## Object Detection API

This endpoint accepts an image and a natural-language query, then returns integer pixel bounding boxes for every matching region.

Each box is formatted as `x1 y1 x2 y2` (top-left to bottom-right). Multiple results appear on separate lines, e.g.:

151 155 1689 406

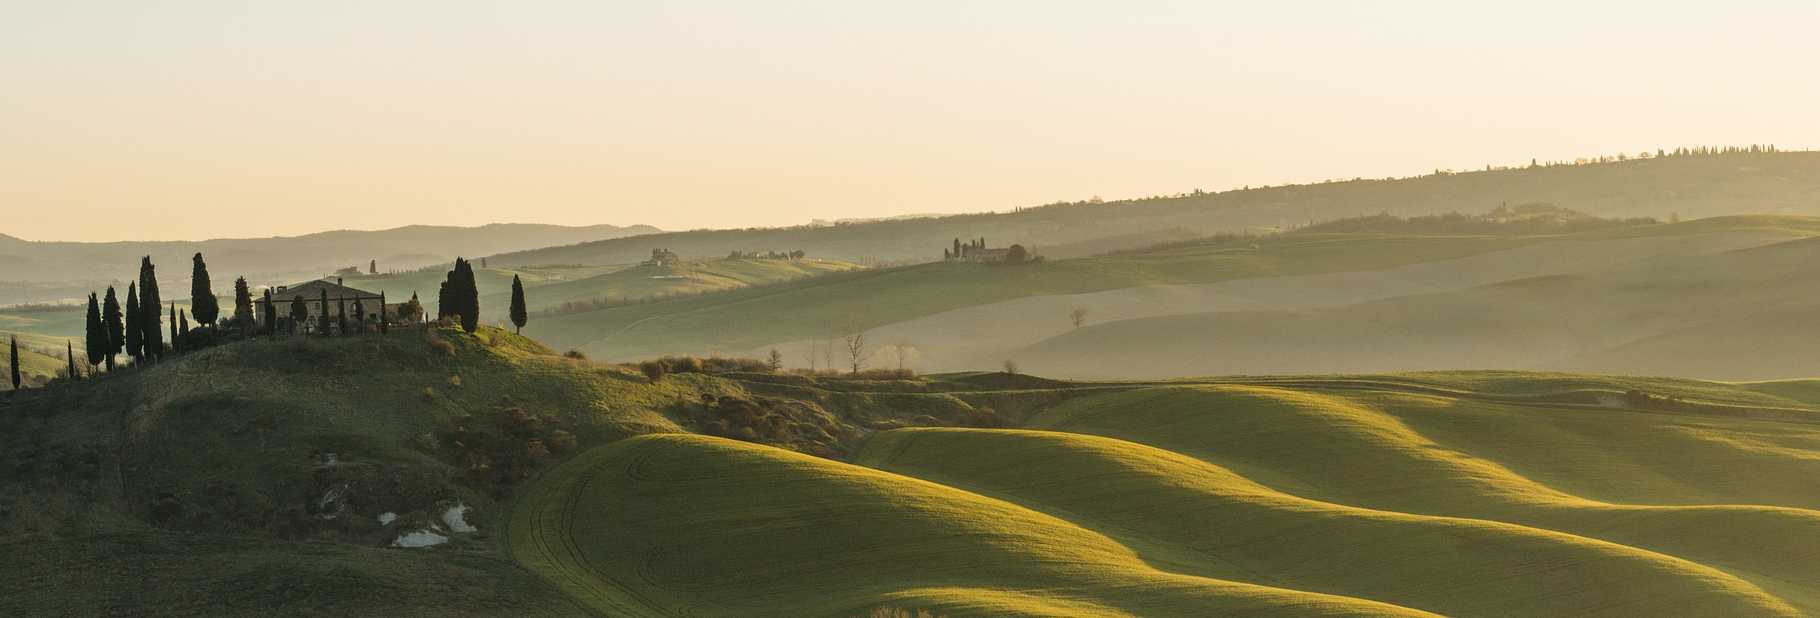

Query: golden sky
3 1 1816 241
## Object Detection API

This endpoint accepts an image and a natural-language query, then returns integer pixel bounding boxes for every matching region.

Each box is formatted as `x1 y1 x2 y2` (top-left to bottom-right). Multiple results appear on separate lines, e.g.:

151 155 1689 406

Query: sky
3 0 1817 242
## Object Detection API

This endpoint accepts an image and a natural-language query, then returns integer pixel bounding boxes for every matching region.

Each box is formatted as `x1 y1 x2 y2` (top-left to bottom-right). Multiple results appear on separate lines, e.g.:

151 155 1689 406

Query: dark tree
8 336 18 391
953 238 962 257
436 280 450 320
231 277 253 326
290 295 308 333
261 289 276 334
190 253 219 328
168 304 178 353
179 309 190 336
319 289 330 335
84 293 104 373
67 341 77 380
337 297 348 335
102 287 123 370
1007 244 1029 263
139 257 163 360
509 274 528 334
369 259 377 274
125 283 142 362
378 291 390 335
443 258 479 333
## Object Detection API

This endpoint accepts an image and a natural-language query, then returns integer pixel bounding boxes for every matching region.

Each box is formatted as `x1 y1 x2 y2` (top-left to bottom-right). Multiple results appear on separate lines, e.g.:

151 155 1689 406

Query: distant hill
0 223 661 301
490 150 1820 268
519 214 1820 381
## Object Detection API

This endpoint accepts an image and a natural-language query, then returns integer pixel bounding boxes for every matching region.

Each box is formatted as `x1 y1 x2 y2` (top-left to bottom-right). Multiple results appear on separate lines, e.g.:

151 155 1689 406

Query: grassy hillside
525 216 1820 379
511 373 1820 618
2 329 80 385
11 324 1820 616
491 150 1820 268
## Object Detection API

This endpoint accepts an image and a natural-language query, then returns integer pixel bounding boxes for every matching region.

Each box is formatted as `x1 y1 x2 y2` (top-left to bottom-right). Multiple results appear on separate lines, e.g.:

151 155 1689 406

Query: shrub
548 430 578 453
447 375 462 388
425 330 456 357
850 368 919 380
862 609 945 618
423 387 437 400
640 361 667 383
564 349 588 360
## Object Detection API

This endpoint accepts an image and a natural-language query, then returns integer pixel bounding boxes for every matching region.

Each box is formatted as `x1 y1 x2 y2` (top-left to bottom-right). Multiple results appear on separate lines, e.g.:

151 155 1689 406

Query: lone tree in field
1071 308 1087 328
8 336 18 391
124 283 142 363
509 274 528 334
767 348 783 371
138 257 163 360
190 253 218 328
369 259 377 274
103 287 123 370
66 341 77 380
843 317 871 374
231 277 253 326
84 293 104 373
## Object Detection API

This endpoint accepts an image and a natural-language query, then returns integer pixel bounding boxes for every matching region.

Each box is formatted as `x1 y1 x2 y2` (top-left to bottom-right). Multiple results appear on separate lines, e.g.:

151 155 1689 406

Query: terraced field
509 374 1820 618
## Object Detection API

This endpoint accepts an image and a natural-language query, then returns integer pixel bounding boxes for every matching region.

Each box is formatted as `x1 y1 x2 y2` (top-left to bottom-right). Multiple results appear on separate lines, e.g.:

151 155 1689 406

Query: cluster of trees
726 250 807 260
1297 203 1658 236
433 257 528 334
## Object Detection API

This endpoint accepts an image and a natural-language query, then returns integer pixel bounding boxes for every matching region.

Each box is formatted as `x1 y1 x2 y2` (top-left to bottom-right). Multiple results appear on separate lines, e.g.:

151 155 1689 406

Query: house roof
272 279 384 302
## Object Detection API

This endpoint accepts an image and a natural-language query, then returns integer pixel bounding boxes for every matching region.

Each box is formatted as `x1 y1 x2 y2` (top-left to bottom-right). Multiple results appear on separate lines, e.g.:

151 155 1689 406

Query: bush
548 430 578 453
425 330 456 357
564 349 588 360
640 361 668 383
849 368 919 380
861 609 945 618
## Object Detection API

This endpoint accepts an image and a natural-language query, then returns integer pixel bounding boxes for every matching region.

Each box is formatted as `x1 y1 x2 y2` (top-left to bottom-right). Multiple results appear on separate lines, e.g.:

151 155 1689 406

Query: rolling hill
522 214 1820 381
8 326 1820 616
488 150 1820 268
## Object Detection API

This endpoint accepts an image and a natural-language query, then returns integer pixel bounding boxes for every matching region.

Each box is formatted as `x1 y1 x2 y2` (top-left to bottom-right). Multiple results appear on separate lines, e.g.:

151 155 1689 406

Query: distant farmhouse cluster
641 248 810 267
944 238 1040 263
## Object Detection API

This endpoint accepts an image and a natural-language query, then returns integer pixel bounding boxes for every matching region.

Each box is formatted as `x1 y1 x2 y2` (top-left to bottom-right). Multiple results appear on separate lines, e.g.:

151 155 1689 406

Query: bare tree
767 348 784 372
817 338 837 374
888 341 920 370
1070 308 1087 328
802 342 818 372
1003 359 1019 375
843 317 871 374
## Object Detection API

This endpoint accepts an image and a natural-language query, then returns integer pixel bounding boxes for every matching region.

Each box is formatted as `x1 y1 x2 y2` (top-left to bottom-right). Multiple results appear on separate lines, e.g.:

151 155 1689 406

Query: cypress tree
290 295 308 333
509 274 527 334
168 304 178 353
261 289 275 333
232 277 253 326
139 257 163 360
67 341 77 380
180 309 190 336
103 287 123 370
190 253 219 328
369 259 376 274
124 283 142 363
337 297 348 335
436 280 450 320
84 293 103 373
319 289 330 335
8 336 18 391
456 258 479 333
378 291 390 335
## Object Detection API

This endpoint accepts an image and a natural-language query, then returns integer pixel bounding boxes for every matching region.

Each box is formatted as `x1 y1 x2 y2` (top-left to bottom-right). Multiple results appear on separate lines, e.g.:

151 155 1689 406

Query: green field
509 375 1820 618
11 323 1820 617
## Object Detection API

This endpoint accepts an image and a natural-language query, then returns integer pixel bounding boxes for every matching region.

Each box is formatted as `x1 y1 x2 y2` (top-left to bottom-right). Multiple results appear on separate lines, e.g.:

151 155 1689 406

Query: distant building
641 249 682 267
943 238 1036 263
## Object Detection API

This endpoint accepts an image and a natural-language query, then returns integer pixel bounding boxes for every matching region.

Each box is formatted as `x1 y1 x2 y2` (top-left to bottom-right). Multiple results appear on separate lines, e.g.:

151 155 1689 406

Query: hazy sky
4 1 1816 242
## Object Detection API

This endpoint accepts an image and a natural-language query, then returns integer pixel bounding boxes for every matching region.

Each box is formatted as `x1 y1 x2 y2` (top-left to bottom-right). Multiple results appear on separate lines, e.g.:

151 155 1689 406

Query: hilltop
489 150 1820 267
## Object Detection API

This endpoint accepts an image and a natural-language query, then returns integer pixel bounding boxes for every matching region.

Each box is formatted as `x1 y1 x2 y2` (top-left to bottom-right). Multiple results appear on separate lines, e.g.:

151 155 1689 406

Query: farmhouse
641 249 682 267
269 278 399 322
